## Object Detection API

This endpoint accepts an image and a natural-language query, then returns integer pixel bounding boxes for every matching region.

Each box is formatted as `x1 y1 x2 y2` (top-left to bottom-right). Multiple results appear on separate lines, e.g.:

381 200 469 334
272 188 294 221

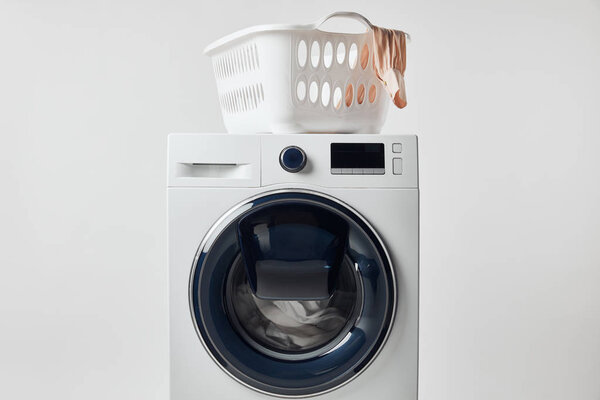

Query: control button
363 168 374 175
392 143 402 153
331 168 342 175
352 168 364 175
279 146 307 173
393 158 403 175
373 168 385 175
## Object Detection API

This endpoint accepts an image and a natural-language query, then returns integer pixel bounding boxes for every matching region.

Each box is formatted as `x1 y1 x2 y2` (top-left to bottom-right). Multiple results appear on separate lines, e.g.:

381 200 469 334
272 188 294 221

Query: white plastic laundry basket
204 12 396 134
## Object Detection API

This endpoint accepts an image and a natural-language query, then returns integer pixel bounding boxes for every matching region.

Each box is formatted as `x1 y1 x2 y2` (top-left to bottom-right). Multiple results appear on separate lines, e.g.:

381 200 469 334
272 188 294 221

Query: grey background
1 0 599 399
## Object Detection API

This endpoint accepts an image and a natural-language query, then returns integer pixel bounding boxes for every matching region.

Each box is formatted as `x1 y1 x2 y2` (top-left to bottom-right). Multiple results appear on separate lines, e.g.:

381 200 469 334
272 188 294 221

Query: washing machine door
190 191 396 397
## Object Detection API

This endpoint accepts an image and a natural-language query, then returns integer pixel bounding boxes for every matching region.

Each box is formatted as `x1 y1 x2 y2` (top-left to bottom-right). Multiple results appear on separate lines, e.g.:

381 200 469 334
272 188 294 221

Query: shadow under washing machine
168 133 418 399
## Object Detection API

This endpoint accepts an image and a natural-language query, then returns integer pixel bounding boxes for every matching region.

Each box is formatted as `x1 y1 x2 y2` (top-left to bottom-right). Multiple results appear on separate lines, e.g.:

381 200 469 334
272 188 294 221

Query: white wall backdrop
1 0 599 399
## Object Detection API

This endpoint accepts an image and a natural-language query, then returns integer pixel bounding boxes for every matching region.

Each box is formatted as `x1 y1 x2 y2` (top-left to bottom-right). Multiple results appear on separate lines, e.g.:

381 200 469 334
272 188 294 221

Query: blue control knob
279 146 307 173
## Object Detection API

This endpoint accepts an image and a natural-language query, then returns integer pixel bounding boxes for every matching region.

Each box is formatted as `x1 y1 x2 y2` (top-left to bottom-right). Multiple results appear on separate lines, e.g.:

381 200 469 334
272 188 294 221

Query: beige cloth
371 26 407 108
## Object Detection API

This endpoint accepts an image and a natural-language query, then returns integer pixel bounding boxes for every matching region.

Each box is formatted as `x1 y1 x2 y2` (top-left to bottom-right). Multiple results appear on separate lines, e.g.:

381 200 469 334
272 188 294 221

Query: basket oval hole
309 81 319 103
369 84 377 103
336 42 346 64
323 41 333 68
296 80 306 101
357 84 366 104
333 86 343 109
348 43 358 69
310 41 320 68
297 40 307 68
360 44 369 70
321 82 331 107
345 84 354 107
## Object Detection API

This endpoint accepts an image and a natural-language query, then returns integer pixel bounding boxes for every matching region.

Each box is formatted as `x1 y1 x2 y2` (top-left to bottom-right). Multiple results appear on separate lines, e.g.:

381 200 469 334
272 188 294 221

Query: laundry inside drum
225 255 363 360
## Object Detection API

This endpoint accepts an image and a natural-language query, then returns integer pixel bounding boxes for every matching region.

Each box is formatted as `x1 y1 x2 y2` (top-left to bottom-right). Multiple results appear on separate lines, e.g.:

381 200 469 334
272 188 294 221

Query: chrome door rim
188 188 397 398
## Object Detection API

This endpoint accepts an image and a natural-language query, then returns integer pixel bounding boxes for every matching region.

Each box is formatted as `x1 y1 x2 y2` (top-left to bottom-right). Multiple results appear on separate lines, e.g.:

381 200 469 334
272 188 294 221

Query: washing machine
168 133 418 399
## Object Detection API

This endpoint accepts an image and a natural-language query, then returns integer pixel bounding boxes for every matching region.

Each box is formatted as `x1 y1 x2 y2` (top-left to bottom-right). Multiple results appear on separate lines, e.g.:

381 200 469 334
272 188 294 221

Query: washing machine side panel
168 187 267 400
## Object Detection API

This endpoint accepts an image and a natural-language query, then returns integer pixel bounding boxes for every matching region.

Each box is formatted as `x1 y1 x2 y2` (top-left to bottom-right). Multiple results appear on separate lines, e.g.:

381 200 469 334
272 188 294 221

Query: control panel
168 134 417 189
262 135 416 188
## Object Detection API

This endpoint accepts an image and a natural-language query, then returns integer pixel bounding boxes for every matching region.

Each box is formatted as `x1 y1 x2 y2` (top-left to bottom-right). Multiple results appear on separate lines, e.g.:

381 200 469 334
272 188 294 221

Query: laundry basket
204 12 400 134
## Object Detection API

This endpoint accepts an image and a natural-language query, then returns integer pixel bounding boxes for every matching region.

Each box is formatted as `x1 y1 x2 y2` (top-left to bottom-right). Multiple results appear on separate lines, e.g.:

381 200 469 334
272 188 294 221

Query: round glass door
190 191 396 397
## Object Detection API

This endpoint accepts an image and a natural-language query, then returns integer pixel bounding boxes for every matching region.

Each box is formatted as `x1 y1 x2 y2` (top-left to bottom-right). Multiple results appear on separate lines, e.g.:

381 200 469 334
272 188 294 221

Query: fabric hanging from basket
371 27 408 109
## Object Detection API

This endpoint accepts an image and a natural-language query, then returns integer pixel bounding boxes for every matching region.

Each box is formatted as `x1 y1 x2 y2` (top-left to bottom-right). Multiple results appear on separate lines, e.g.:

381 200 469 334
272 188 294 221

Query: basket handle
314 11 374 31
314 12 411 40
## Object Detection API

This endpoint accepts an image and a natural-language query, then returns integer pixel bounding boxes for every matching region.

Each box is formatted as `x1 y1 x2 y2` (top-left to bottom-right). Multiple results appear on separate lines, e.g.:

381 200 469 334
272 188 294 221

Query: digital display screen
330 143 385 169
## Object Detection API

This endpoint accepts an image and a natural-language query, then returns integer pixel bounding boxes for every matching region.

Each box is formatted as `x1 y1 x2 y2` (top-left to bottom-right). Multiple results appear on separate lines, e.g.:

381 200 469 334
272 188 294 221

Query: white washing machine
168 133 418 399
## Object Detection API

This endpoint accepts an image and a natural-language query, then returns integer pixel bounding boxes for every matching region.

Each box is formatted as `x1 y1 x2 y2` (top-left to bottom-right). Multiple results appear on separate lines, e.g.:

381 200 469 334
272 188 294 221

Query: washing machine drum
190 192 396 397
